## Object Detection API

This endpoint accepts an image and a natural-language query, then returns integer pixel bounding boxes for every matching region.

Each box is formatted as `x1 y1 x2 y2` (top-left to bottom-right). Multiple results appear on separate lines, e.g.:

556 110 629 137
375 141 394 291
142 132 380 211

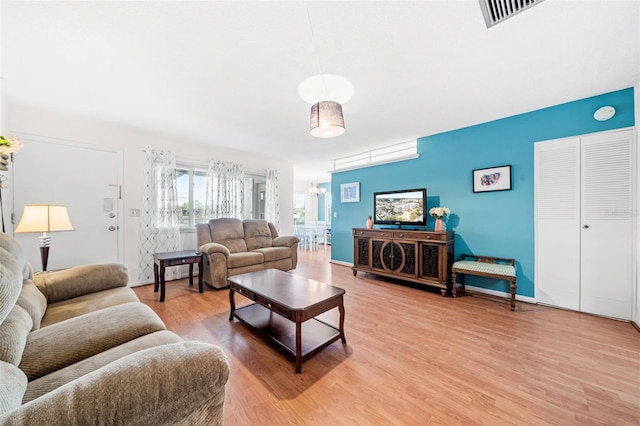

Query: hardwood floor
134 248 640 425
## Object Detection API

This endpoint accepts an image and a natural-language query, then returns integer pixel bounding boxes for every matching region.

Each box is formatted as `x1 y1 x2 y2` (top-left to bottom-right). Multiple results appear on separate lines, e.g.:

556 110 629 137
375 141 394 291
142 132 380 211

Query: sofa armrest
1 341 230 426
32 263 128 303
200 242 231 257
273 236 299 248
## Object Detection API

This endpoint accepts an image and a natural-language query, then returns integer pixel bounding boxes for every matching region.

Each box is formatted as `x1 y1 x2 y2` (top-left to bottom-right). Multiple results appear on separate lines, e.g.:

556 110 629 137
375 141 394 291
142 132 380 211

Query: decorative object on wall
429 206 450 232
310 101 346 138
473 165 512 193
593 106 616 121
340 182 360 203
14 204 75 271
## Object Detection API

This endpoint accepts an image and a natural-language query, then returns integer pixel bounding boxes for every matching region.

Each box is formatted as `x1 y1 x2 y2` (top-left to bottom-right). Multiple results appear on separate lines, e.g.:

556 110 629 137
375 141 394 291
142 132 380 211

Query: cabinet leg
510 281 517 311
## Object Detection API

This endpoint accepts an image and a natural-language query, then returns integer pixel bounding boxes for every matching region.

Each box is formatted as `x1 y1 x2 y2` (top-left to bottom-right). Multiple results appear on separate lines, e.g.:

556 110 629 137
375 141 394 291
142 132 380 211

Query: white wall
8 104 295 284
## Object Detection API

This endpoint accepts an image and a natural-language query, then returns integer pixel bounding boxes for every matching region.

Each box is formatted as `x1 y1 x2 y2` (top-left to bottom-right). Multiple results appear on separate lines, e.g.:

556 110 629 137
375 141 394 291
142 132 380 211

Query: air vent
479 0 545 28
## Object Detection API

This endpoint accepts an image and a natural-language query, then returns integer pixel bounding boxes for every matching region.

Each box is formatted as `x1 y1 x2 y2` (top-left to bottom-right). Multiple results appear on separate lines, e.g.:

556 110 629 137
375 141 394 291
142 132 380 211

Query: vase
435 218 445 232
366 217 373 229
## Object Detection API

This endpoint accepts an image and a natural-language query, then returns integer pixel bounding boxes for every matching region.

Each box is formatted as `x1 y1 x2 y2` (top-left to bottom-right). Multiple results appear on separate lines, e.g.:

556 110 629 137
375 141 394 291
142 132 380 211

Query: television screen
373 188 426 227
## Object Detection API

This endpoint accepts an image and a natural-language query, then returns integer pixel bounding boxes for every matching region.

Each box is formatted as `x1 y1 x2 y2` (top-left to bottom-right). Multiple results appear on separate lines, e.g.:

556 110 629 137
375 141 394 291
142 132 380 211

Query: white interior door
11 136 122 271
535 129 635 321
580 130 634 320
535 137 581 310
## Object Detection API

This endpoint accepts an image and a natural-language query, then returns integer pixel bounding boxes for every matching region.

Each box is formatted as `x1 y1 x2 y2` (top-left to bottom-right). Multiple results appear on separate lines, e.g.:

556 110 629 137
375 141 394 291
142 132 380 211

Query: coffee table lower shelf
233 303 342 370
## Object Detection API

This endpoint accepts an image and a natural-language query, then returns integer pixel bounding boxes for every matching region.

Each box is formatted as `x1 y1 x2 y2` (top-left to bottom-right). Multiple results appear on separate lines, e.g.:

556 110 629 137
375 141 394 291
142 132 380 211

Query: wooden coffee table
228 269 346 373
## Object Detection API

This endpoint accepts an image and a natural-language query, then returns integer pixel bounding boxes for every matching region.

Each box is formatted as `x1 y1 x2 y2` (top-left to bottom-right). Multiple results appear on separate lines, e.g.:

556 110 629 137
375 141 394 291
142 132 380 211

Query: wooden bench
451 254 517 311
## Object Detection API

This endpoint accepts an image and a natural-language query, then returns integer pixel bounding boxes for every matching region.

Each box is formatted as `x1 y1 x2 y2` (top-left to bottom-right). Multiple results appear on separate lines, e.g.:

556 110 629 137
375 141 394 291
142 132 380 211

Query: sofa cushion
16 280 47 330
0 305 33 366
227 252 264 269
0 247 22 326
0 361 27 416
33 263 129 304
23 330 183 403
0 232 31 281
20 302 166 380
209 218 247 253
41 286 140 328
244 220 274 251
253 246 292 263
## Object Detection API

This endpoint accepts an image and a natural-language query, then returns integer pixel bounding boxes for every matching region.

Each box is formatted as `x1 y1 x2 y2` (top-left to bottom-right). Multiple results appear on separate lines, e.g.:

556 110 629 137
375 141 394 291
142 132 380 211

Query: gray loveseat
196 218 299 289
0 232 229 425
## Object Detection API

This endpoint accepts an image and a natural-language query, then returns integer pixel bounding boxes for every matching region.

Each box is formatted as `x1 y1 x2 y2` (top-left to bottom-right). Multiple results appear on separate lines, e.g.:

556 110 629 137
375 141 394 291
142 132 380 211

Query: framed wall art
340 182 360 203
473 165 512 193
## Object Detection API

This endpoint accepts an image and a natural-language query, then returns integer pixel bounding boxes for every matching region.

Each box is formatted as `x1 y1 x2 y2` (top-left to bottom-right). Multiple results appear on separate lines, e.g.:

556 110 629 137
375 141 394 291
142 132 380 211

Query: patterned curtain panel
138 149 181 283
265 168 280 231
204 160 245 219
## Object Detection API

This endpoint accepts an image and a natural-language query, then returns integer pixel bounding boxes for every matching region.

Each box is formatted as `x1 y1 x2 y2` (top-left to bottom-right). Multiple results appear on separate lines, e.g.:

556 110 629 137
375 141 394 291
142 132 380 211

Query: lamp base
40 246 50 272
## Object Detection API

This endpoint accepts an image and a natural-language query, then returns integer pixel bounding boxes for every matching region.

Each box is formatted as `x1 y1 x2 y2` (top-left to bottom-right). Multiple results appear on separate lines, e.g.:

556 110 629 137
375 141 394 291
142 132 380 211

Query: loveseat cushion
243 220 273 250
16 280 47 330
23 330 183 403
0 247 22 326
19 302 166 380
253 246 291 263
0 305 32 366
227 251 264 269
41 286 140 328
0 361 27 416
208 218 247 253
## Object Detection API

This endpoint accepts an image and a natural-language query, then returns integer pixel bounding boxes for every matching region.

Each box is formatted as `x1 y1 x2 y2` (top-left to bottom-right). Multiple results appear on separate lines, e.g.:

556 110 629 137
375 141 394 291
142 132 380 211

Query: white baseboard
465 285 536 304
330 260 353 268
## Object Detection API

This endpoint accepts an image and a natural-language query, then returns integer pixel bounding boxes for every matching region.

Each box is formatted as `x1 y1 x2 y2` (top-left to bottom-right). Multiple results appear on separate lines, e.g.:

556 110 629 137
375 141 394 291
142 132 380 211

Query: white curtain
204 160 245 219
138 149 181 283
265 168 280 230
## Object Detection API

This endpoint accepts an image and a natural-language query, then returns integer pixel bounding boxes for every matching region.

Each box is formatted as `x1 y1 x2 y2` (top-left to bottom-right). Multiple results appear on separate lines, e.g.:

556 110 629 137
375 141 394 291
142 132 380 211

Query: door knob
582 224 590 229
108 226 118 231
108 213 116 218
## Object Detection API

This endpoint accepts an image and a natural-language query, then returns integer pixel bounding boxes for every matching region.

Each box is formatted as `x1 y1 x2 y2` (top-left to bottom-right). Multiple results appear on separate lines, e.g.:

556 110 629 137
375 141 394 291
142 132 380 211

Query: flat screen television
373 188 426 227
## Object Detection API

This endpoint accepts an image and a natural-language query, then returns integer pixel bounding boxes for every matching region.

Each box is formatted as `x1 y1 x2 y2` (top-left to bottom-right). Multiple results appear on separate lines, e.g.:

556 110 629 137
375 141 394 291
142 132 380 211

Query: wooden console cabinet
352 228 457 296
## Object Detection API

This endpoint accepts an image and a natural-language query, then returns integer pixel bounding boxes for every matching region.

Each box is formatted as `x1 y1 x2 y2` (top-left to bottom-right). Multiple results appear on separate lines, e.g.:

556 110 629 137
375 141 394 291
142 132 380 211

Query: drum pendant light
310 100 345 138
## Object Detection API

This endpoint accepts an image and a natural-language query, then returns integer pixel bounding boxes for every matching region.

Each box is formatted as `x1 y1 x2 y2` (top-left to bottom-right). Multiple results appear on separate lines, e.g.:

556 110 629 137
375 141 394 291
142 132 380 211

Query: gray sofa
0 232 229 425
196 218 299 289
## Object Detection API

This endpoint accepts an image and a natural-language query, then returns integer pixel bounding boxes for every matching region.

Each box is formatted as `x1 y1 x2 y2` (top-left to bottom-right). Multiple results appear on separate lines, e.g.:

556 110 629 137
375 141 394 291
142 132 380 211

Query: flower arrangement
0 136 22 154
429 206 450 219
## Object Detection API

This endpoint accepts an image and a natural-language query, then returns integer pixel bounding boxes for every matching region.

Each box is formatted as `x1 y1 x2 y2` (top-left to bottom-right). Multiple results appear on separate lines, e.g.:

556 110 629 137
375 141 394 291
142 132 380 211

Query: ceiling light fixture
310 101 345 138
304 6 347 139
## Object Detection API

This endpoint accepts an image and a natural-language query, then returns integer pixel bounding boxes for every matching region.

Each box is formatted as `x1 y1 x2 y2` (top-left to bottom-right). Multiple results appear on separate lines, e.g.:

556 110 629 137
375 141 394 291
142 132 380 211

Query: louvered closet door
535 129 634 320
534 137 581 311
580 130 633 320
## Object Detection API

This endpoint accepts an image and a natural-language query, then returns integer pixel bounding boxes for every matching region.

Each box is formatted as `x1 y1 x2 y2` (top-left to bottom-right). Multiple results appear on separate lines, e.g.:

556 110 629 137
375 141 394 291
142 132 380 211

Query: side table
153 250 204 302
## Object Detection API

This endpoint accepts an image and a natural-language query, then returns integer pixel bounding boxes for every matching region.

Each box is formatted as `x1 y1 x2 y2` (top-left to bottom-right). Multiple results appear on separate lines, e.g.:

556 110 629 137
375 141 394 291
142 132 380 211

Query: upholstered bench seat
452 255 517 311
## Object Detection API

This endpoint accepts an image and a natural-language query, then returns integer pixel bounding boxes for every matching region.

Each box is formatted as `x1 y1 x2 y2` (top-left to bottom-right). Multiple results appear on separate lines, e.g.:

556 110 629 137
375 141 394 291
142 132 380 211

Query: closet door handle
582 224 590 229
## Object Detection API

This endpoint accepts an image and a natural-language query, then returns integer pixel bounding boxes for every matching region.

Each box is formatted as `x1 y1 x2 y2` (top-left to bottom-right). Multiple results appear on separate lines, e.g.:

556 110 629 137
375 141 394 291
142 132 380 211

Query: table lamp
14 204 74 271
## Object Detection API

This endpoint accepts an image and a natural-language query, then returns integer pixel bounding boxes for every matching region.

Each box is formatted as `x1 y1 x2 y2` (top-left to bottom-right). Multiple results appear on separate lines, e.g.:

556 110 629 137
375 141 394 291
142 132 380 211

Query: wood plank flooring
133 248 640 425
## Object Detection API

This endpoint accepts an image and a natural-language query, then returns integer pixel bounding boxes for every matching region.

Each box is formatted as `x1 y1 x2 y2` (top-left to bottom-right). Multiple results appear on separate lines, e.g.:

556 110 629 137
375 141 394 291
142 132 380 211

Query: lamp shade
310 101 345 138
14 205 74 233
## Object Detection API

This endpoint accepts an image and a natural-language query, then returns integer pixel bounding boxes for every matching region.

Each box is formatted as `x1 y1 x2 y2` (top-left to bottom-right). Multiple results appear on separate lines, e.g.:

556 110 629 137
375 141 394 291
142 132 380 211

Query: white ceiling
2 1 639 182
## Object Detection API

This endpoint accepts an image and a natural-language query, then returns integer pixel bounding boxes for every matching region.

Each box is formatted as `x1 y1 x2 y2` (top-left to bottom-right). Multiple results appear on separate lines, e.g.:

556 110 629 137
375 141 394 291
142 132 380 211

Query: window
244 173 266 220
176 164 266 228
176 165 208 227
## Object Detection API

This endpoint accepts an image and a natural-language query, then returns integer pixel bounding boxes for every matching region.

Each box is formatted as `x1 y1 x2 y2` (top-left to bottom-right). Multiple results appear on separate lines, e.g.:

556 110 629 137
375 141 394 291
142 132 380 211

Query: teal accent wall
331 87 635 298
